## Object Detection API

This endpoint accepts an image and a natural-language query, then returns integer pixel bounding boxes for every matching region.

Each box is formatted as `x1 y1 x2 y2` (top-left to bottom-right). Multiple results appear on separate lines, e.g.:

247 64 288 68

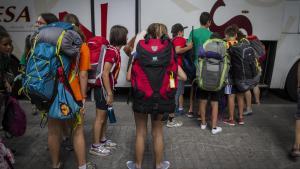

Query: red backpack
87 36 109 87
131 36 178 114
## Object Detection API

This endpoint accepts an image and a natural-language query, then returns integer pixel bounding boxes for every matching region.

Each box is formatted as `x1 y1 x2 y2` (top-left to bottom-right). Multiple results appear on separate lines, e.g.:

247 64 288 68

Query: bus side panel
270 34 300 89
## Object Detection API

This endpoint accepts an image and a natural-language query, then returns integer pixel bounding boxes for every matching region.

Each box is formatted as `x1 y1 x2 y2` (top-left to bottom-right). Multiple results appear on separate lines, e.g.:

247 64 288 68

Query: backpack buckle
152 103 159 113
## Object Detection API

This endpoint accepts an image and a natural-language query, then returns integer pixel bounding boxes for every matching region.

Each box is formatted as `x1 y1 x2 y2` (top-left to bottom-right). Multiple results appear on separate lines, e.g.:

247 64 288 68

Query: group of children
165 12 261 137
0 10 264 169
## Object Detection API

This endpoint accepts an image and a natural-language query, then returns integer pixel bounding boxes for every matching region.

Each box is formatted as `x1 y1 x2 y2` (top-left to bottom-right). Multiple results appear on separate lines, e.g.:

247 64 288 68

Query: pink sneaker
223 119 236 126
238 118 245 125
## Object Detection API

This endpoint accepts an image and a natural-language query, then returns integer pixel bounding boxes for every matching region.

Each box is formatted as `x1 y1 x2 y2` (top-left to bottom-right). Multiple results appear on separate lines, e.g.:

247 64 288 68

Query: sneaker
211 127 222 134
200 123 207 130
126 161 141 169
185 112 194 118
223 119 236 126
176 109 185 116
243 109 253 116
89 145 110 156
52 162 64 169
157 161 170 169
238 118 245 125
289 147 300 161
102 139 117 149
166 118 183 128
86 162 97 169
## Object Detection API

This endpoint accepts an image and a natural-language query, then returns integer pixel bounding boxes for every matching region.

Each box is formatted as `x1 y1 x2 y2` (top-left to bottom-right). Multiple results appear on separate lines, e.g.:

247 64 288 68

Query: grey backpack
196 39 229 91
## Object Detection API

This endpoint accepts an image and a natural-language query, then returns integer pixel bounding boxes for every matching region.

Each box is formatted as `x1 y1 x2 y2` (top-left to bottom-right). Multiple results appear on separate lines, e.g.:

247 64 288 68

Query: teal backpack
21 22 82 125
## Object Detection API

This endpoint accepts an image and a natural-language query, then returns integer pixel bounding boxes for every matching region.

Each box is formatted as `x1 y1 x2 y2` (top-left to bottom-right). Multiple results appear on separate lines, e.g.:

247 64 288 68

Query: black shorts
196 89 221 101
94 87 108 110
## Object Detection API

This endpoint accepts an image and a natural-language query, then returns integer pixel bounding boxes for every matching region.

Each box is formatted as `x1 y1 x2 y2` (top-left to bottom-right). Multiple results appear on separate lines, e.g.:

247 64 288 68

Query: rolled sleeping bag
32 22 82 58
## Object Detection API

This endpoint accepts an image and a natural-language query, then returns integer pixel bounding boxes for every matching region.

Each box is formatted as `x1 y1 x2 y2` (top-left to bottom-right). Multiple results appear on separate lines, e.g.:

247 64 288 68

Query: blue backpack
21 22 82 123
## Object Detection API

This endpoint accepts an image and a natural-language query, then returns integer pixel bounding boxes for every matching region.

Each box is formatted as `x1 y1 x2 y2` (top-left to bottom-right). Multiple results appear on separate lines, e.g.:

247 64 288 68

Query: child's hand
5 81 12 93
80 99 86 115
106 94 114 106
187 42 193 49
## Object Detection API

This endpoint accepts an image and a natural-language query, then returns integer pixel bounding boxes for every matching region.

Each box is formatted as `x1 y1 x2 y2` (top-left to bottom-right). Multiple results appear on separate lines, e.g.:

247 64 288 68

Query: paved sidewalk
3 100 300 169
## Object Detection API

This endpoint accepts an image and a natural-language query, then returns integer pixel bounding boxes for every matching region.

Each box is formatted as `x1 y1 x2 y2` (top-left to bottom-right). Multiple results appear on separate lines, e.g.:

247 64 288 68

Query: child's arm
175 42 193 54
126 63 132 81
102 62 114 105
79 70 88 101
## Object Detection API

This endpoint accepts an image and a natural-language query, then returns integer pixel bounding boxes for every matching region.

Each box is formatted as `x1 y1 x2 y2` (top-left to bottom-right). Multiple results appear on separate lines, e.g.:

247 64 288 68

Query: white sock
92 143 101 148
78 164 86 169
53 162 61 169
100 137 107 142
178 107 184 111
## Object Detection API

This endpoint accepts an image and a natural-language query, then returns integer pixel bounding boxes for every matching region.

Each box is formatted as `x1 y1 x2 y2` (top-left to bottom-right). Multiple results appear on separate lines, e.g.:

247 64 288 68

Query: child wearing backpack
197 32 226 134
0 31 14 120
126 23 173 169
187 12 212 118
166 23 192 128
89 25 128 157
29 13 96 169
223 25 250 126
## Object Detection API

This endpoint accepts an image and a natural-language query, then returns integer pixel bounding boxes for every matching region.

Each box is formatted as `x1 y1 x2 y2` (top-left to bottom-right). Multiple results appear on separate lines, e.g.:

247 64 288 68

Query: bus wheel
285 62 298 101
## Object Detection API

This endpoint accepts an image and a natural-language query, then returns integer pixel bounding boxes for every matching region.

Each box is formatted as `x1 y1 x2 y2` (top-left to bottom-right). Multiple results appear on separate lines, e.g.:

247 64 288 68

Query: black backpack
228 38 260 91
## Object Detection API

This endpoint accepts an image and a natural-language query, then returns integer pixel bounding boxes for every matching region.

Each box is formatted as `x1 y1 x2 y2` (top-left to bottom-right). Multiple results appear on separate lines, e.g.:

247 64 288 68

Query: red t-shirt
172 36 186 66
103 45 121 85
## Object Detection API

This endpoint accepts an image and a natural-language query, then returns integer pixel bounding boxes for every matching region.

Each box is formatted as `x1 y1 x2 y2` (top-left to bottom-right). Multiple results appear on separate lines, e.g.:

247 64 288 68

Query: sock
53 162 61 169
168 116 174 122
213 127 216 130
178 107 184 111
100 140 107 144
78 164 86 169
100 137 107 142
92 143 101 148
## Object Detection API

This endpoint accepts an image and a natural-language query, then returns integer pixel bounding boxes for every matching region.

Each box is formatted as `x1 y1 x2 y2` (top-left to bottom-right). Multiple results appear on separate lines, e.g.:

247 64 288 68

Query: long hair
147 23 168 39
109 25 128 47
40 13 58 24
63 13 86 42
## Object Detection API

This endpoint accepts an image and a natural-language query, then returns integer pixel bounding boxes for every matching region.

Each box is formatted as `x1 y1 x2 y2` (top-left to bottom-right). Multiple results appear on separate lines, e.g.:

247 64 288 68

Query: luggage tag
169 72 175 89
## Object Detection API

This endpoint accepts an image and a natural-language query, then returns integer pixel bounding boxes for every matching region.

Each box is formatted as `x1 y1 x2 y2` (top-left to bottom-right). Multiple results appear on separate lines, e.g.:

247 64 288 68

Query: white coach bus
1 0 299 100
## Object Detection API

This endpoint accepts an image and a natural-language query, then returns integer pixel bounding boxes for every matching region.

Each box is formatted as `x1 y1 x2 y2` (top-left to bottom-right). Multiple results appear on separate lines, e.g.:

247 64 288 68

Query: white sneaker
102 139 117 149
243 108 253 116
211 127 222 134
166 118 183 128
200 123 207 130
158 161 170 169
89 145 111 156
126 161 141 169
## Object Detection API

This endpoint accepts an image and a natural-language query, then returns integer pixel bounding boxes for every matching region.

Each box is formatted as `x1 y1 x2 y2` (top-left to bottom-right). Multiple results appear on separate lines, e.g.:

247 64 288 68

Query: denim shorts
176 80 185 95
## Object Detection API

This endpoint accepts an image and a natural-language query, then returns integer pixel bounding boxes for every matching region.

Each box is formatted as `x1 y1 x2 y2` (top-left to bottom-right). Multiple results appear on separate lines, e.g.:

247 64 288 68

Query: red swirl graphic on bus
210 0 253 37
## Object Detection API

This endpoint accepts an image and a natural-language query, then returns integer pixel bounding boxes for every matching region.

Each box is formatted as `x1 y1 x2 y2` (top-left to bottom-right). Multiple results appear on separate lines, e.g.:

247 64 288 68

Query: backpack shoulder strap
95 44 107 78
